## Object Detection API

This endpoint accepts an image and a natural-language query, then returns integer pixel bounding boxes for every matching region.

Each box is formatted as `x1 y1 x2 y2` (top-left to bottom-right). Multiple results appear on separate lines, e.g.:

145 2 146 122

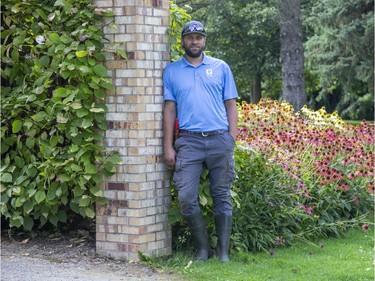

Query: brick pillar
94 0 171 261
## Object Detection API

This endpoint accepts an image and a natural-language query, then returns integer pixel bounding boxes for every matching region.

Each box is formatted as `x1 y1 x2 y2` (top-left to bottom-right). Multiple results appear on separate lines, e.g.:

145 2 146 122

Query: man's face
181 34 206 58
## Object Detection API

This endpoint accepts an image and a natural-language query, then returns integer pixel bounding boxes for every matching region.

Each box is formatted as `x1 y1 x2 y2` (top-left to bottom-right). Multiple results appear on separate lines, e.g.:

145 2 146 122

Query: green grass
154 227 374 281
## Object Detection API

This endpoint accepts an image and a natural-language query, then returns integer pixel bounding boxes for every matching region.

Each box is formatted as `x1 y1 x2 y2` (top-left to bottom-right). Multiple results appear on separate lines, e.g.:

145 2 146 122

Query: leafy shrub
234 99 374 250
1 0 122 231
231 147 312 252
168 1 192 62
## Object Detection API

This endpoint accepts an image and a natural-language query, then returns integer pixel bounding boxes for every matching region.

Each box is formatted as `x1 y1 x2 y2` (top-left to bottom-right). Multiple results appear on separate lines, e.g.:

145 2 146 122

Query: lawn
154 226 374 281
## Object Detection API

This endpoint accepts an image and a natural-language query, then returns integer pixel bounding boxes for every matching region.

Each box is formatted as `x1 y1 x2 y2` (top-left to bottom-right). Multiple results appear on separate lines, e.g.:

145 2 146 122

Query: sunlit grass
154 226 374 281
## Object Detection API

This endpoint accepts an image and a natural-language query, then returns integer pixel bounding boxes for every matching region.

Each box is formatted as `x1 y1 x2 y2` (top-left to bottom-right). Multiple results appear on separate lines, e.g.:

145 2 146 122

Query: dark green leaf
85 164 98 174
35 190 46 204
93 64 108 77
31 112 46 122
85 207 95 218
107 154 122 164
1 173 12 183
23 217 34 231
12 120 22 133
59 174 71 182
48 32 61 44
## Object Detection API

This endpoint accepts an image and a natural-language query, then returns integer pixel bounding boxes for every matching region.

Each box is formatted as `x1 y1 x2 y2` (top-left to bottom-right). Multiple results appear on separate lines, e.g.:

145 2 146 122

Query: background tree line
175 0 374 120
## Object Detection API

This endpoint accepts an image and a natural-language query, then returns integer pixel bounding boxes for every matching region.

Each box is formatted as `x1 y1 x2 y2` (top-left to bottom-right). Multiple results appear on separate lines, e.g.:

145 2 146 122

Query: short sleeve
222 63 238 101
163 65 176 102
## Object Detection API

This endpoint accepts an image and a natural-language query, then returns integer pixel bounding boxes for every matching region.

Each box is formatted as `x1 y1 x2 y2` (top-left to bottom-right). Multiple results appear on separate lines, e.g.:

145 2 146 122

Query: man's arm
224 98 238 140
163 100 177 166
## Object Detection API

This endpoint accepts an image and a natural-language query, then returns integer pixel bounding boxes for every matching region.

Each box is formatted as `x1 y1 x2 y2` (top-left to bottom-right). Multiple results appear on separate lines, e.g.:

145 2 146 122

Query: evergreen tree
304 0 374 120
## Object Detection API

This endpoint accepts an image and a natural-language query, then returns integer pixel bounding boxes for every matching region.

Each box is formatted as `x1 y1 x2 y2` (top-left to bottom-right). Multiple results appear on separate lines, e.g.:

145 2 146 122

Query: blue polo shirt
163 53 238 132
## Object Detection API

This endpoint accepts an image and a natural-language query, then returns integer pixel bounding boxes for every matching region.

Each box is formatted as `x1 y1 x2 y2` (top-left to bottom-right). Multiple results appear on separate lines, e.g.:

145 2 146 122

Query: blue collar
181 52 211 68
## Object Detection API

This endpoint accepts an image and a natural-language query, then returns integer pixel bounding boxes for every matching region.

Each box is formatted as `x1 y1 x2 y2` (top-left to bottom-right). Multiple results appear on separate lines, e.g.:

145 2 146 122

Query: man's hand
164 146 176 166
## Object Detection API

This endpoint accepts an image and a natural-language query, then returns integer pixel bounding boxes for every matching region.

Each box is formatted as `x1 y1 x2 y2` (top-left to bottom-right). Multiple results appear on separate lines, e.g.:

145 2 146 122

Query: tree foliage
176 0 373 119
168 1 192 61
304 0 374 120
206 0 281 103
1 0 122 231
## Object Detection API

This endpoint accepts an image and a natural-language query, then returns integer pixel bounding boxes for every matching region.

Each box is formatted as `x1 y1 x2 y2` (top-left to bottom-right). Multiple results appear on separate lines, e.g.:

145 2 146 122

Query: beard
183 44 205 58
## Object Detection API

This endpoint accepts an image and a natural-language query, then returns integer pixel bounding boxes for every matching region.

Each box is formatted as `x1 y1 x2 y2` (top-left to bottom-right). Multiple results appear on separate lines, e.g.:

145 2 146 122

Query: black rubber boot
184 212 212 261
215 215 232 262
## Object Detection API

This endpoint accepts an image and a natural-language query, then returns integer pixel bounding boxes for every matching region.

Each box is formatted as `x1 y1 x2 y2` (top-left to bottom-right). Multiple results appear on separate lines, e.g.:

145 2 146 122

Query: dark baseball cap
181 21 206 37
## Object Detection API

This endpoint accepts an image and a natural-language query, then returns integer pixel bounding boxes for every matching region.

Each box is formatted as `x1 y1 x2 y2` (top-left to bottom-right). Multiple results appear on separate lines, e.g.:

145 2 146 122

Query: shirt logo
206 69 213 77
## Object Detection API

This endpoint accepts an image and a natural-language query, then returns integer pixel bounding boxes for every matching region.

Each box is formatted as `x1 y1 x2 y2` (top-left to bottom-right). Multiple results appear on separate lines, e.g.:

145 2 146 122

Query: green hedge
1 0 122 231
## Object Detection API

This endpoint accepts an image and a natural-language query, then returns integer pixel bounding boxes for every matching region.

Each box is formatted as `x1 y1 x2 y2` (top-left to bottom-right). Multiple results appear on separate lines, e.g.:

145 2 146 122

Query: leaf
49 214 59 225
99 81 114 90
60 34 72 44
85 207 95 218
57 210 67 222
11 3 28 13
53 87 67 98
12 120 22 133
104 162 116 174
26 167 37 177
89 107 105 113
50 135 59 147
108 154 123 164
31 112 46 122
35 190 46 204
11 48 19 62
97 197 108 205
69 144 80 153
93 64 108 77
94 89 105 99
56 114 68 123
14 175 27 185
81 119 92 128
23 216 34 231
73 186 85 197
116 49 128 60
1 173 12 183
25 138 35 149
70 102 82 109
48 13 56 21
26 94 37 103
48 32 61 44
33 86 44 95
85 164 98 174
70 163 81 172
88 58 96 66
79 197 91 207
59 174 71 182
20 238 29 244
10 215 23 228
78 65 90 74
77 108 89 117
199 195 208 206
90 187 102 197
75 50 88 58
54 0 64 6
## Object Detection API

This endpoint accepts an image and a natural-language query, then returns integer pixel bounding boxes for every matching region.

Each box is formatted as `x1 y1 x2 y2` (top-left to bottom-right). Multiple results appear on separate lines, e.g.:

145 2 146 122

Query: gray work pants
173 131 236 217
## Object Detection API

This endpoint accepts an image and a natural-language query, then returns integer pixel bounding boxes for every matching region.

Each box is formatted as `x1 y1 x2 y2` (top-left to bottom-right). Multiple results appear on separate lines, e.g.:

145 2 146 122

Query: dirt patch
1 231 182 281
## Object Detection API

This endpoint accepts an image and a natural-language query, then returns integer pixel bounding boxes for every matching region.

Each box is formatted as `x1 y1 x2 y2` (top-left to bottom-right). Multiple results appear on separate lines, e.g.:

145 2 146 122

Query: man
163 21 238 262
